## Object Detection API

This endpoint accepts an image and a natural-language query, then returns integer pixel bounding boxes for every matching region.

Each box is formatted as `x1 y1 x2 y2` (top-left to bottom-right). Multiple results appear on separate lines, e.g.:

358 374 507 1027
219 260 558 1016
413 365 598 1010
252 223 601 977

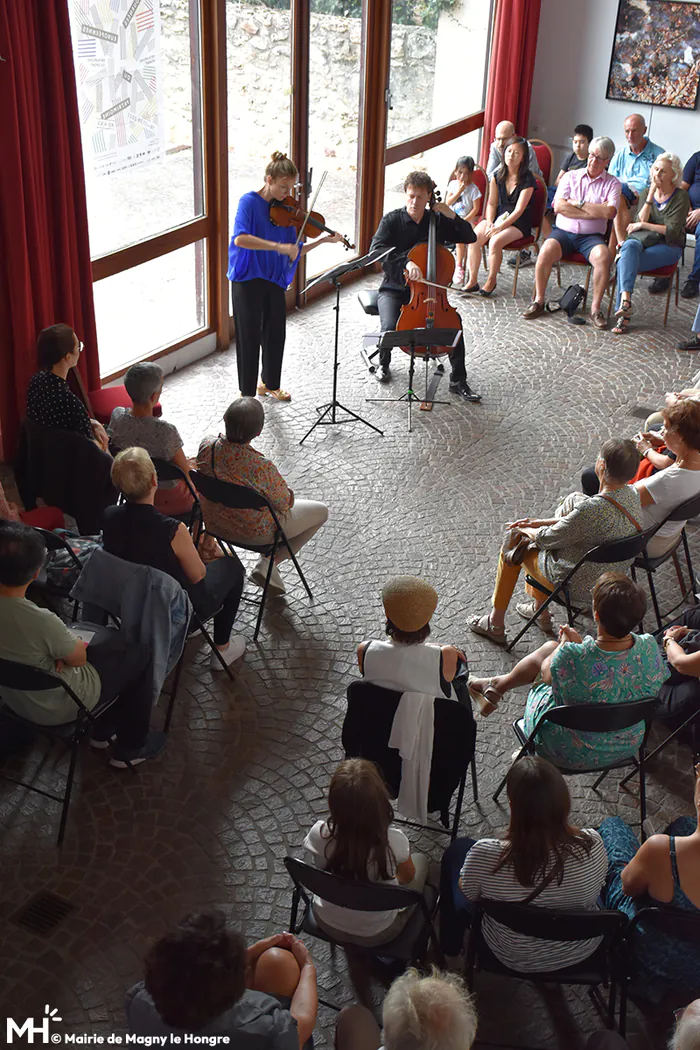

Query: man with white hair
522 136 620 329
335 968 477 1050
609 113 664 250
485 120 542 180
672 1001 700 1050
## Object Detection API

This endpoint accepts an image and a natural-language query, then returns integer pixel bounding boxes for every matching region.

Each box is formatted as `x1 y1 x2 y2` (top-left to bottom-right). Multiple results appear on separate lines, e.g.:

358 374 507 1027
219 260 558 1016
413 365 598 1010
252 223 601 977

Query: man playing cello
369 171 480 401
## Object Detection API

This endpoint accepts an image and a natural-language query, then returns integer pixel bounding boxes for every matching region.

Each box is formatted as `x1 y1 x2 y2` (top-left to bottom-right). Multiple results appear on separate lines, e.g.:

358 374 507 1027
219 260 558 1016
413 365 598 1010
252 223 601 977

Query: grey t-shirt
108 408 183 461
125 983 299 1050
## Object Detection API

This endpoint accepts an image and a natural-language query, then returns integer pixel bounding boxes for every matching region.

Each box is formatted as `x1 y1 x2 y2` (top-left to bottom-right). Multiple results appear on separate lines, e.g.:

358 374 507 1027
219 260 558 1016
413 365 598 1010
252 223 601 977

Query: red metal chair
530 139 554 186
509 176 548 297
471 163 489 221
607 261 680 327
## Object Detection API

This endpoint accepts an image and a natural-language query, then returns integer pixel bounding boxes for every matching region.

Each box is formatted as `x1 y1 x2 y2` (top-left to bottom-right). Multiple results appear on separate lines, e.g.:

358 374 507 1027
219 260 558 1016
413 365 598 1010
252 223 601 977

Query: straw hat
382 576 438 633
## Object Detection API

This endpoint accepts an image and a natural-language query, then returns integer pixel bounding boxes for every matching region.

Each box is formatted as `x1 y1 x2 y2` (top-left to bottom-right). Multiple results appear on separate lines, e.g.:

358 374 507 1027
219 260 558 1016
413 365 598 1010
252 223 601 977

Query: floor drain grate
10 891 75 935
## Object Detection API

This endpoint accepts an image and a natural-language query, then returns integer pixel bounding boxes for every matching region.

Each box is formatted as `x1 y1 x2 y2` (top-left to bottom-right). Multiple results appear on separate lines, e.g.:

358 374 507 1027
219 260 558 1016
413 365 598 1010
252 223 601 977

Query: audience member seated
0 522 163 767
522 136 619 330
678 302 700 352
196 397 328 595
445 155 482 287
108 362 193 516
609 113 664 251
679 148 700 300
303 758 430 945
612 153 690 335
358 576 468 700
126 909 317 1047
439 756 608 962
335 969 477 1050
600 766 700 1000
468 439 642 644
465 138 535 296
654 615 700 740
468 572 665 770
0 479 64 530
104 448 246 668
542 123 593 237
26 324 109 452
484 120 542 180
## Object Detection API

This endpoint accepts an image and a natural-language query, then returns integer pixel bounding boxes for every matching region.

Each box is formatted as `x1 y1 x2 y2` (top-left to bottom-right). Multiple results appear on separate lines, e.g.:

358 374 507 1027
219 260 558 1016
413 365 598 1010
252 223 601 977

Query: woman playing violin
369 170 479 401
229 152 343 401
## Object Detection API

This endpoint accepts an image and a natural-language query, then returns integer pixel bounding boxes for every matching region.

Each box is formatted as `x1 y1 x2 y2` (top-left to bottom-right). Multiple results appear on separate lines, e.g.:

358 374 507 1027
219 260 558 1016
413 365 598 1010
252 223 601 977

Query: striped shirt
459 831 608 971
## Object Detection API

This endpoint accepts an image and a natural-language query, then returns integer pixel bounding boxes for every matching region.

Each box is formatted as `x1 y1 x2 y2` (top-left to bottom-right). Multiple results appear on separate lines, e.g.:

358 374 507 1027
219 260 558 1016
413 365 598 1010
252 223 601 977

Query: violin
270 196 355 251
396 185 463 358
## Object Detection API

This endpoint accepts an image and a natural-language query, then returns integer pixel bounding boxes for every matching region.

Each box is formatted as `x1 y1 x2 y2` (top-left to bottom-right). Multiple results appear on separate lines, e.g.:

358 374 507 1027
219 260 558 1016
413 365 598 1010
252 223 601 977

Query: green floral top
523 634 667 769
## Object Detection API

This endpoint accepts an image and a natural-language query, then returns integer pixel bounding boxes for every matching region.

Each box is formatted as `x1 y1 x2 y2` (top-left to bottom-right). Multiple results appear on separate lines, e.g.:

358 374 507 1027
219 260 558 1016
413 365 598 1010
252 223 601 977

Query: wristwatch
577 199 585 210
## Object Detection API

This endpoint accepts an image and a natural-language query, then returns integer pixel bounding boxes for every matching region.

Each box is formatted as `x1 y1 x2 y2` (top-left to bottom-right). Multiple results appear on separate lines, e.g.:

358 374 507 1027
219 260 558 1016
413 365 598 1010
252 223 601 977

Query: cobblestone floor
3 263 700 1049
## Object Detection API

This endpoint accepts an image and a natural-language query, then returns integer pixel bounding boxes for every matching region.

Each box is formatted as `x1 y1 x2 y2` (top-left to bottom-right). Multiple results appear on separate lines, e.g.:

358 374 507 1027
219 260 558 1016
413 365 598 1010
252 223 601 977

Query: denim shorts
548 227 606 261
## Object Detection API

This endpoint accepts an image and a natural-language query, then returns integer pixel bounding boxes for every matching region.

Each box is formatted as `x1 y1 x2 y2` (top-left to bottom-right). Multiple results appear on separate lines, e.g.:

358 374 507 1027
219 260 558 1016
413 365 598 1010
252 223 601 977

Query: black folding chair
618 906 700 1037
466 898 627 1036
0 658 136 846
508 529 657 652
631 491 700 631
493 699 658 837
29 527 83 622
284 855 444 1003
190 470 313 641
151 458 202 537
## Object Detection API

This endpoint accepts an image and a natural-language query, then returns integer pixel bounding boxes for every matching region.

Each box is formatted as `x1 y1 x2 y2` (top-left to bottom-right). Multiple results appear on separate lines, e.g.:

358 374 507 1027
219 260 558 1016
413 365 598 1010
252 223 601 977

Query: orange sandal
257 383 291 401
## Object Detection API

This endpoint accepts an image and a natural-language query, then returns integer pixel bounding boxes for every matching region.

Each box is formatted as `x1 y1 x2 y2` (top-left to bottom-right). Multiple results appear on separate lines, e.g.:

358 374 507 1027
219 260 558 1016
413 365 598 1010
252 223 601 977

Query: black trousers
189 555 245 646
657 606 700 731
82 625 153 750
231 278 287 395
376 289 467 382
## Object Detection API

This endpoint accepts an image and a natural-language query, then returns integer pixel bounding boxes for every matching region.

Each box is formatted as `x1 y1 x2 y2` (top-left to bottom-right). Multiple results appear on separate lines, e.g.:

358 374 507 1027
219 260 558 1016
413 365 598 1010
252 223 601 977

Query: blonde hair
265 151 298 181
382 968 477 1050
653 151 683 186
111 447 156 501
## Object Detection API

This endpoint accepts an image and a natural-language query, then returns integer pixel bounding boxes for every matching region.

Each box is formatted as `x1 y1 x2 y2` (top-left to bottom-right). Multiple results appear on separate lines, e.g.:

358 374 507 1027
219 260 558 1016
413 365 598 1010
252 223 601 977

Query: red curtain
480 0 542 167
0 0 99 460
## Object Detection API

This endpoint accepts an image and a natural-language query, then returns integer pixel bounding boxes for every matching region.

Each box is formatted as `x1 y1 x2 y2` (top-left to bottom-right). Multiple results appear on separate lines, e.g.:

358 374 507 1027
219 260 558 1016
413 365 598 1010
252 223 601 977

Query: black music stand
299 248 391 445
366 328 460 432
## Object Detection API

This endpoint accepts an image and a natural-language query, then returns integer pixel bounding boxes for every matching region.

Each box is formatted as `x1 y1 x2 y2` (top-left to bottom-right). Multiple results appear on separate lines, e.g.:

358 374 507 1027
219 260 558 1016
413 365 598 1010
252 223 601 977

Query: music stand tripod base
299 248 391 445
366 328 460 432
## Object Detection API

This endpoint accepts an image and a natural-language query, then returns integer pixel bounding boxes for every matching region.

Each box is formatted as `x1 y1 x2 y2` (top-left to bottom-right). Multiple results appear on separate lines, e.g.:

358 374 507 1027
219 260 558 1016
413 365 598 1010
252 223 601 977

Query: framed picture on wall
606 0 700 110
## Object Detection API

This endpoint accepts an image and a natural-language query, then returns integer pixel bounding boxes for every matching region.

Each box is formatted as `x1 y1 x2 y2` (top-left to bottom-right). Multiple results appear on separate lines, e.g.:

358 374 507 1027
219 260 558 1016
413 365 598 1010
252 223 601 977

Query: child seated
445 156 482 286
544 124 593 235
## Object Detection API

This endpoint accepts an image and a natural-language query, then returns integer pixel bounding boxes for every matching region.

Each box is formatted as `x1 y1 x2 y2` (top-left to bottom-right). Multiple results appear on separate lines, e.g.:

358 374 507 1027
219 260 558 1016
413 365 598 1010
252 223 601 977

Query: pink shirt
554 169 621 235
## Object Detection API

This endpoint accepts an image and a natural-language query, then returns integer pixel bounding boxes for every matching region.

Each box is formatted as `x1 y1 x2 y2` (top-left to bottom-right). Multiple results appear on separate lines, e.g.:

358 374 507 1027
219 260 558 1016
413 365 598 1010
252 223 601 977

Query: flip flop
468 613 508 646
468 677 504 717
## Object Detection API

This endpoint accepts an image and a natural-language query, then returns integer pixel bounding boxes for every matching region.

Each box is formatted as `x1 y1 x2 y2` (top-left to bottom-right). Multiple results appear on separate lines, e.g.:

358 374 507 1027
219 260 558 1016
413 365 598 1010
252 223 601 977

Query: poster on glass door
69 0 165 177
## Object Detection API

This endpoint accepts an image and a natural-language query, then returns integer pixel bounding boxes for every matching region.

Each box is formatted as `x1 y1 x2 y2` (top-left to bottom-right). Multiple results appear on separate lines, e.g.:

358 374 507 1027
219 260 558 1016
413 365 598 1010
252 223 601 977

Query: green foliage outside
245 0 456 31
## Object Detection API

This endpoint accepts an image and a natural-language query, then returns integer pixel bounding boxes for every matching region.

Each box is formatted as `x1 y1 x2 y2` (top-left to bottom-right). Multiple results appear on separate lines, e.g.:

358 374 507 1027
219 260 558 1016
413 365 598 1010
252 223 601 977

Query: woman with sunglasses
599 764 700 999
26 323 109 451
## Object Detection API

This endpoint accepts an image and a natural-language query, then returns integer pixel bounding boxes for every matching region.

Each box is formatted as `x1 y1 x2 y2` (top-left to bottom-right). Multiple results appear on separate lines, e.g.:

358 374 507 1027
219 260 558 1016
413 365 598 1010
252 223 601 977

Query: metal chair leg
57 741 80 848
197 616 235 682
164 652 185 732
512 254 520 298
592 768 610 790
682 528 698 605
646 571 663 632
470 755 478 803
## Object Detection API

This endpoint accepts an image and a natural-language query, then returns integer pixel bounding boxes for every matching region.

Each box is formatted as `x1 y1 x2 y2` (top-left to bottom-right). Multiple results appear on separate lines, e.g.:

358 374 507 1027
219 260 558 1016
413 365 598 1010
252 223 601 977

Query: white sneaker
210 634 246 669
250 557 286 594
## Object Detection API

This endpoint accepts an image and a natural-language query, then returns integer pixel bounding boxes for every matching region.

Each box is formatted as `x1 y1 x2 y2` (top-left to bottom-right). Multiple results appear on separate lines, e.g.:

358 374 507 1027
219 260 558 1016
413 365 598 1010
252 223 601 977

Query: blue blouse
227 190 300 289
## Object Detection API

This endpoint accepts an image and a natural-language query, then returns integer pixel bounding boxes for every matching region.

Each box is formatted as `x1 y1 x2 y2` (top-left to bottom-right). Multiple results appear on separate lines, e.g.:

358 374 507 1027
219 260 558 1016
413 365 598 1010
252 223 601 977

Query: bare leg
483 227 523 292
471 640 558 697
612 196 631 252
467 223 488 287
589 244 612 315
531 238 563 304
335 1005 381 1050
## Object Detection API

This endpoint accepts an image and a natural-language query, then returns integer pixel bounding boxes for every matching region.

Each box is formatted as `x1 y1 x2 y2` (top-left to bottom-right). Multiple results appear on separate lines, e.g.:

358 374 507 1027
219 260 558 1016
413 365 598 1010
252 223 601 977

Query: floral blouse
195 435 292 542
523 634 667 769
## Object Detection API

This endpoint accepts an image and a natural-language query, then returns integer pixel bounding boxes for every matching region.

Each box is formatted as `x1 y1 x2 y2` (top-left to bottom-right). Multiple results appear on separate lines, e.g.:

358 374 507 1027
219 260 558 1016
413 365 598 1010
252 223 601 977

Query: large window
384 131 482 215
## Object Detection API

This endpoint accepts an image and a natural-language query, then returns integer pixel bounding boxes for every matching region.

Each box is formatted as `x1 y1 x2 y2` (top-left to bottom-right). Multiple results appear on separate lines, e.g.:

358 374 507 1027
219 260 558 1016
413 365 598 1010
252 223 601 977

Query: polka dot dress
26 370 93 438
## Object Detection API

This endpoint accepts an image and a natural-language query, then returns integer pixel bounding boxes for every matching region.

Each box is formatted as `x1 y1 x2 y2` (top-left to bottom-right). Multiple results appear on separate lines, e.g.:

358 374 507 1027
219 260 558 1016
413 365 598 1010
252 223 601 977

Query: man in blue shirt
609 113 664 251
680 150 700 299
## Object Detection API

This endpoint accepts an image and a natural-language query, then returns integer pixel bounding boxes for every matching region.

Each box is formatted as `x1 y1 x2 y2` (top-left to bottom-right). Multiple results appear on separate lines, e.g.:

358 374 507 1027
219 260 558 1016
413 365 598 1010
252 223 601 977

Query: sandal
614 299 633 317
468 677 504 717
612 316 630 335
515 600 554 634
257 383 292 401
468 613 508 646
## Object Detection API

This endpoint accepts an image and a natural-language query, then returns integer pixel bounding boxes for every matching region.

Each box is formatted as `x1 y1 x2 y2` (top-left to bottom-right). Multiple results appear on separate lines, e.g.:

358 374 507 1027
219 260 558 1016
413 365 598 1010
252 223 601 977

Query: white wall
529 0 700 171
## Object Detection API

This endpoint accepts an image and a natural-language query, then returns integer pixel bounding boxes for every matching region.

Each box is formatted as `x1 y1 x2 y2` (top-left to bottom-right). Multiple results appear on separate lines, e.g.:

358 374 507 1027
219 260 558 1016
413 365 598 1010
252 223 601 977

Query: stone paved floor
3 263 700 1049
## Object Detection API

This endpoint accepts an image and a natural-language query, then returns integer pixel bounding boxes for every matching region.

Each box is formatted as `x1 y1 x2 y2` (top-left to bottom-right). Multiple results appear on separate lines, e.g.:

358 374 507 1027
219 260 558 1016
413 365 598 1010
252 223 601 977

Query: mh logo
7 1004 62 1043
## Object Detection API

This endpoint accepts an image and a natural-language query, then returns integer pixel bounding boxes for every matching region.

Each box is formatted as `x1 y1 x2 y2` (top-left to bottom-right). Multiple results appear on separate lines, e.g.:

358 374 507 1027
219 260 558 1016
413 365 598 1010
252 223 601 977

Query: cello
395 186 463 360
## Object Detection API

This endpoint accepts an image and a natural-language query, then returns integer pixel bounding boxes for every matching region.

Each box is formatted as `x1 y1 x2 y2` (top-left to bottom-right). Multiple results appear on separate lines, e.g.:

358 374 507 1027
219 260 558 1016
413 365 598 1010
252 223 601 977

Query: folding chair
284 855 444 1003
151 457 202 536
343 679 477 841
30 527 84 622
190 470 313 642
619 907 700 1037
507 527 657 652
466 898 626 1037
493 698 658 837
631 491 700 631
0 658 136 846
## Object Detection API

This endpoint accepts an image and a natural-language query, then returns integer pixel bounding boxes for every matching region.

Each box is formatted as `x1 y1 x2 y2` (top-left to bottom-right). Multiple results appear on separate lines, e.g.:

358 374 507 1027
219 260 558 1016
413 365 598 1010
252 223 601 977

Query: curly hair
403 170 434 195
144 910 247 1030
